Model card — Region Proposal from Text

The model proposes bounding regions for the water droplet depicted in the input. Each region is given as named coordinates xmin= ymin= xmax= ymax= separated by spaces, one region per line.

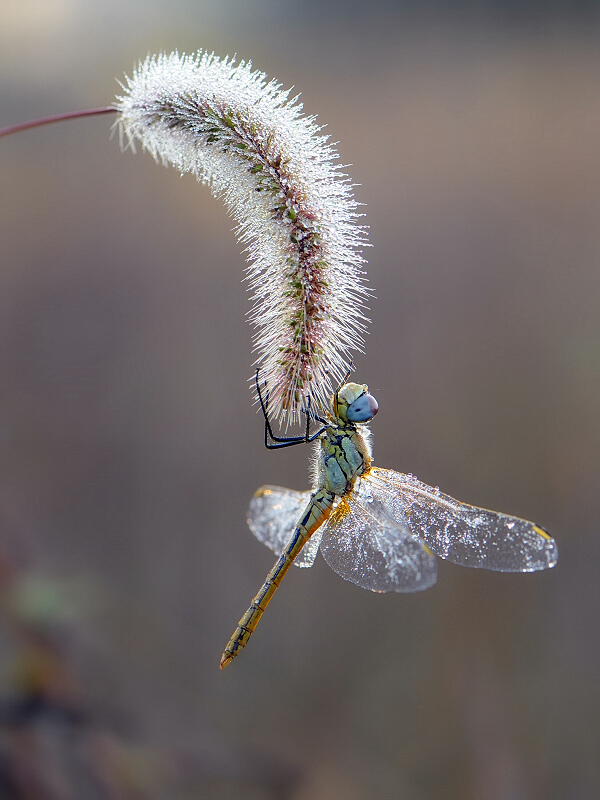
xmin=366 ymin=495 xmax=374 ymax=503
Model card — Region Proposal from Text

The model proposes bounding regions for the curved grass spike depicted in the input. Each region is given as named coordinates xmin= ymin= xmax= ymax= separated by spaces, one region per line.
xmin=1 ymin=51 xmax=370 ymax=425
xmin=116 ymin=52 xmax=370 ymax=424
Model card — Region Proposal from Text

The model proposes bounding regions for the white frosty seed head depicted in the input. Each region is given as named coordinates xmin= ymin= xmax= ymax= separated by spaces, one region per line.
xmin=116 ymin=51 xmax=370 ymax=424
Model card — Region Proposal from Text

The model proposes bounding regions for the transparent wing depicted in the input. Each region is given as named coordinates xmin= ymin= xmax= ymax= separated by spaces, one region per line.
xmin=367 ymin=467 xmax=558 ymax=572
xmin=319 ymin=479 xmax=437 ymax=592
xmin=247 ymin=486 xmax=323 ymax=568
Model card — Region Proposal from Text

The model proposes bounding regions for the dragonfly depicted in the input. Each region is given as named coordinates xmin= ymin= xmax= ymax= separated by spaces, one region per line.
xmin=219 ymin=374 xmax=557 ymax=668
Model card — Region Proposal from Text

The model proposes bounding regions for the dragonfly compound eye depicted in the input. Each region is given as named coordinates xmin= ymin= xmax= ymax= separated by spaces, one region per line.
xmin=347 ymin=393 xmax=379 ymax=422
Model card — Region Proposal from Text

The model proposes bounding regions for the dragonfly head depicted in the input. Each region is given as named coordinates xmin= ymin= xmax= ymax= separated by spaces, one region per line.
xmin=335 ymin=383 xmax=379 ymax=423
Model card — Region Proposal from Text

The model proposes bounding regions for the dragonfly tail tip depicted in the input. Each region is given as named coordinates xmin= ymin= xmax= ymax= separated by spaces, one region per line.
xmin=219 ymin=651 xmax=234 ymax=670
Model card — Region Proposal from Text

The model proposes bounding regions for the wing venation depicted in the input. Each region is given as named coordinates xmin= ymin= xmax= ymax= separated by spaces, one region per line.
xmin=368 ymin=468 xmax=558 ymax=572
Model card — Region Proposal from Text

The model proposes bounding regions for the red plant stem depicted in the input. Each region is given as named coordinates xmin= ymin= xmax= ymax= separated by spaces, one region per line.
xmin=0 ymin=107 xmax=117 ymax=138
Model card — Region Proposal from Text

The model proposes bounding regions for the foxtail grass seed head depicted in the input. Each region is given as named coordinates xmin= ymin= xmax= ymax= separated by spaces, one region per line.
xmin=116 ymin=51 xmax=370 ymax=424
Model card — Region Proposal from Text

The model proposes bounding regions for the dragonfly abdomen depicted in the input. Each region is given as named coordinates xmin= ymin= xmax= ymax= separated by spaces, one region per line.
xmin=220 ymin=488 xmax=335 ymax=669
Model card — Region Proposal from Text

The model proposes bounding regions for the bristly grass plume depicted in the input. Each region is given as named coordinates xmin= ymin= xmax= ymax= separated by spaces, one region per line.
xmin=116 ymin=51 xmax=370 ymax=424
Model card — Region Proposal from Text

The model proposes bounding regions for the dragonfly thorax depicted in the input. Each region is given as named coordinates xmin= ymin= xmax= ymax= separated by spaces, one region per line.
xmin=320 ymin=425 xmax=371 ymax=497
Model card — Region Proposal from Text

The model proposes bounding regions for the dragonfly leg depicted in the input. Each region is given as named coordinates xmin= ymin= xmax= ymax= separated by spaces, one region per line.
xmin=255 ymin=369 xmax=325 ymax=449
xmin=220 ymin=489 xmax=334 ymax=669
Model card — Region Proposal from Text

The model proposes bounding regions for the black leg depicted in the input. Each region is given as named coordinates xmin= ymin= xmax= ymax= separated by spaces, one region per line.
xmin=255 ymin=370 xmax=326 ymax=449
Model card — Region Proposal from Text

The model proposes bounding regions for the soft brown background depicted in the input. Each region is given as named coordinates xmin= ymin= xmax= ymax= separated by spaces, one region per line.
xmin=1 ymin=2 xmax=599 ymax=798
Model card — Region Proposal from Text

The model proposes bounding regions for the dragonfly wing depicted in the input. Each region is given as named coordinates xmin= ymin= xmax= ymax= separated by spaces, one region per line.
xmin=247 ymin=486 xmax=323 ymax=568
xmin=319 ymin=481 xmax=437 ymax=593
xmin=368 ymin=468 xmax=558 ymax=572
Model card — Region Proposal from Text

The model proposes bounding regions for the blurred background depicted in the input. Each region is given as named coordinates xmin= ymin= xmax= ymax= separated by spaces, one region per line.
xmin=1 ymin=1 xmax=599 ymax=798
